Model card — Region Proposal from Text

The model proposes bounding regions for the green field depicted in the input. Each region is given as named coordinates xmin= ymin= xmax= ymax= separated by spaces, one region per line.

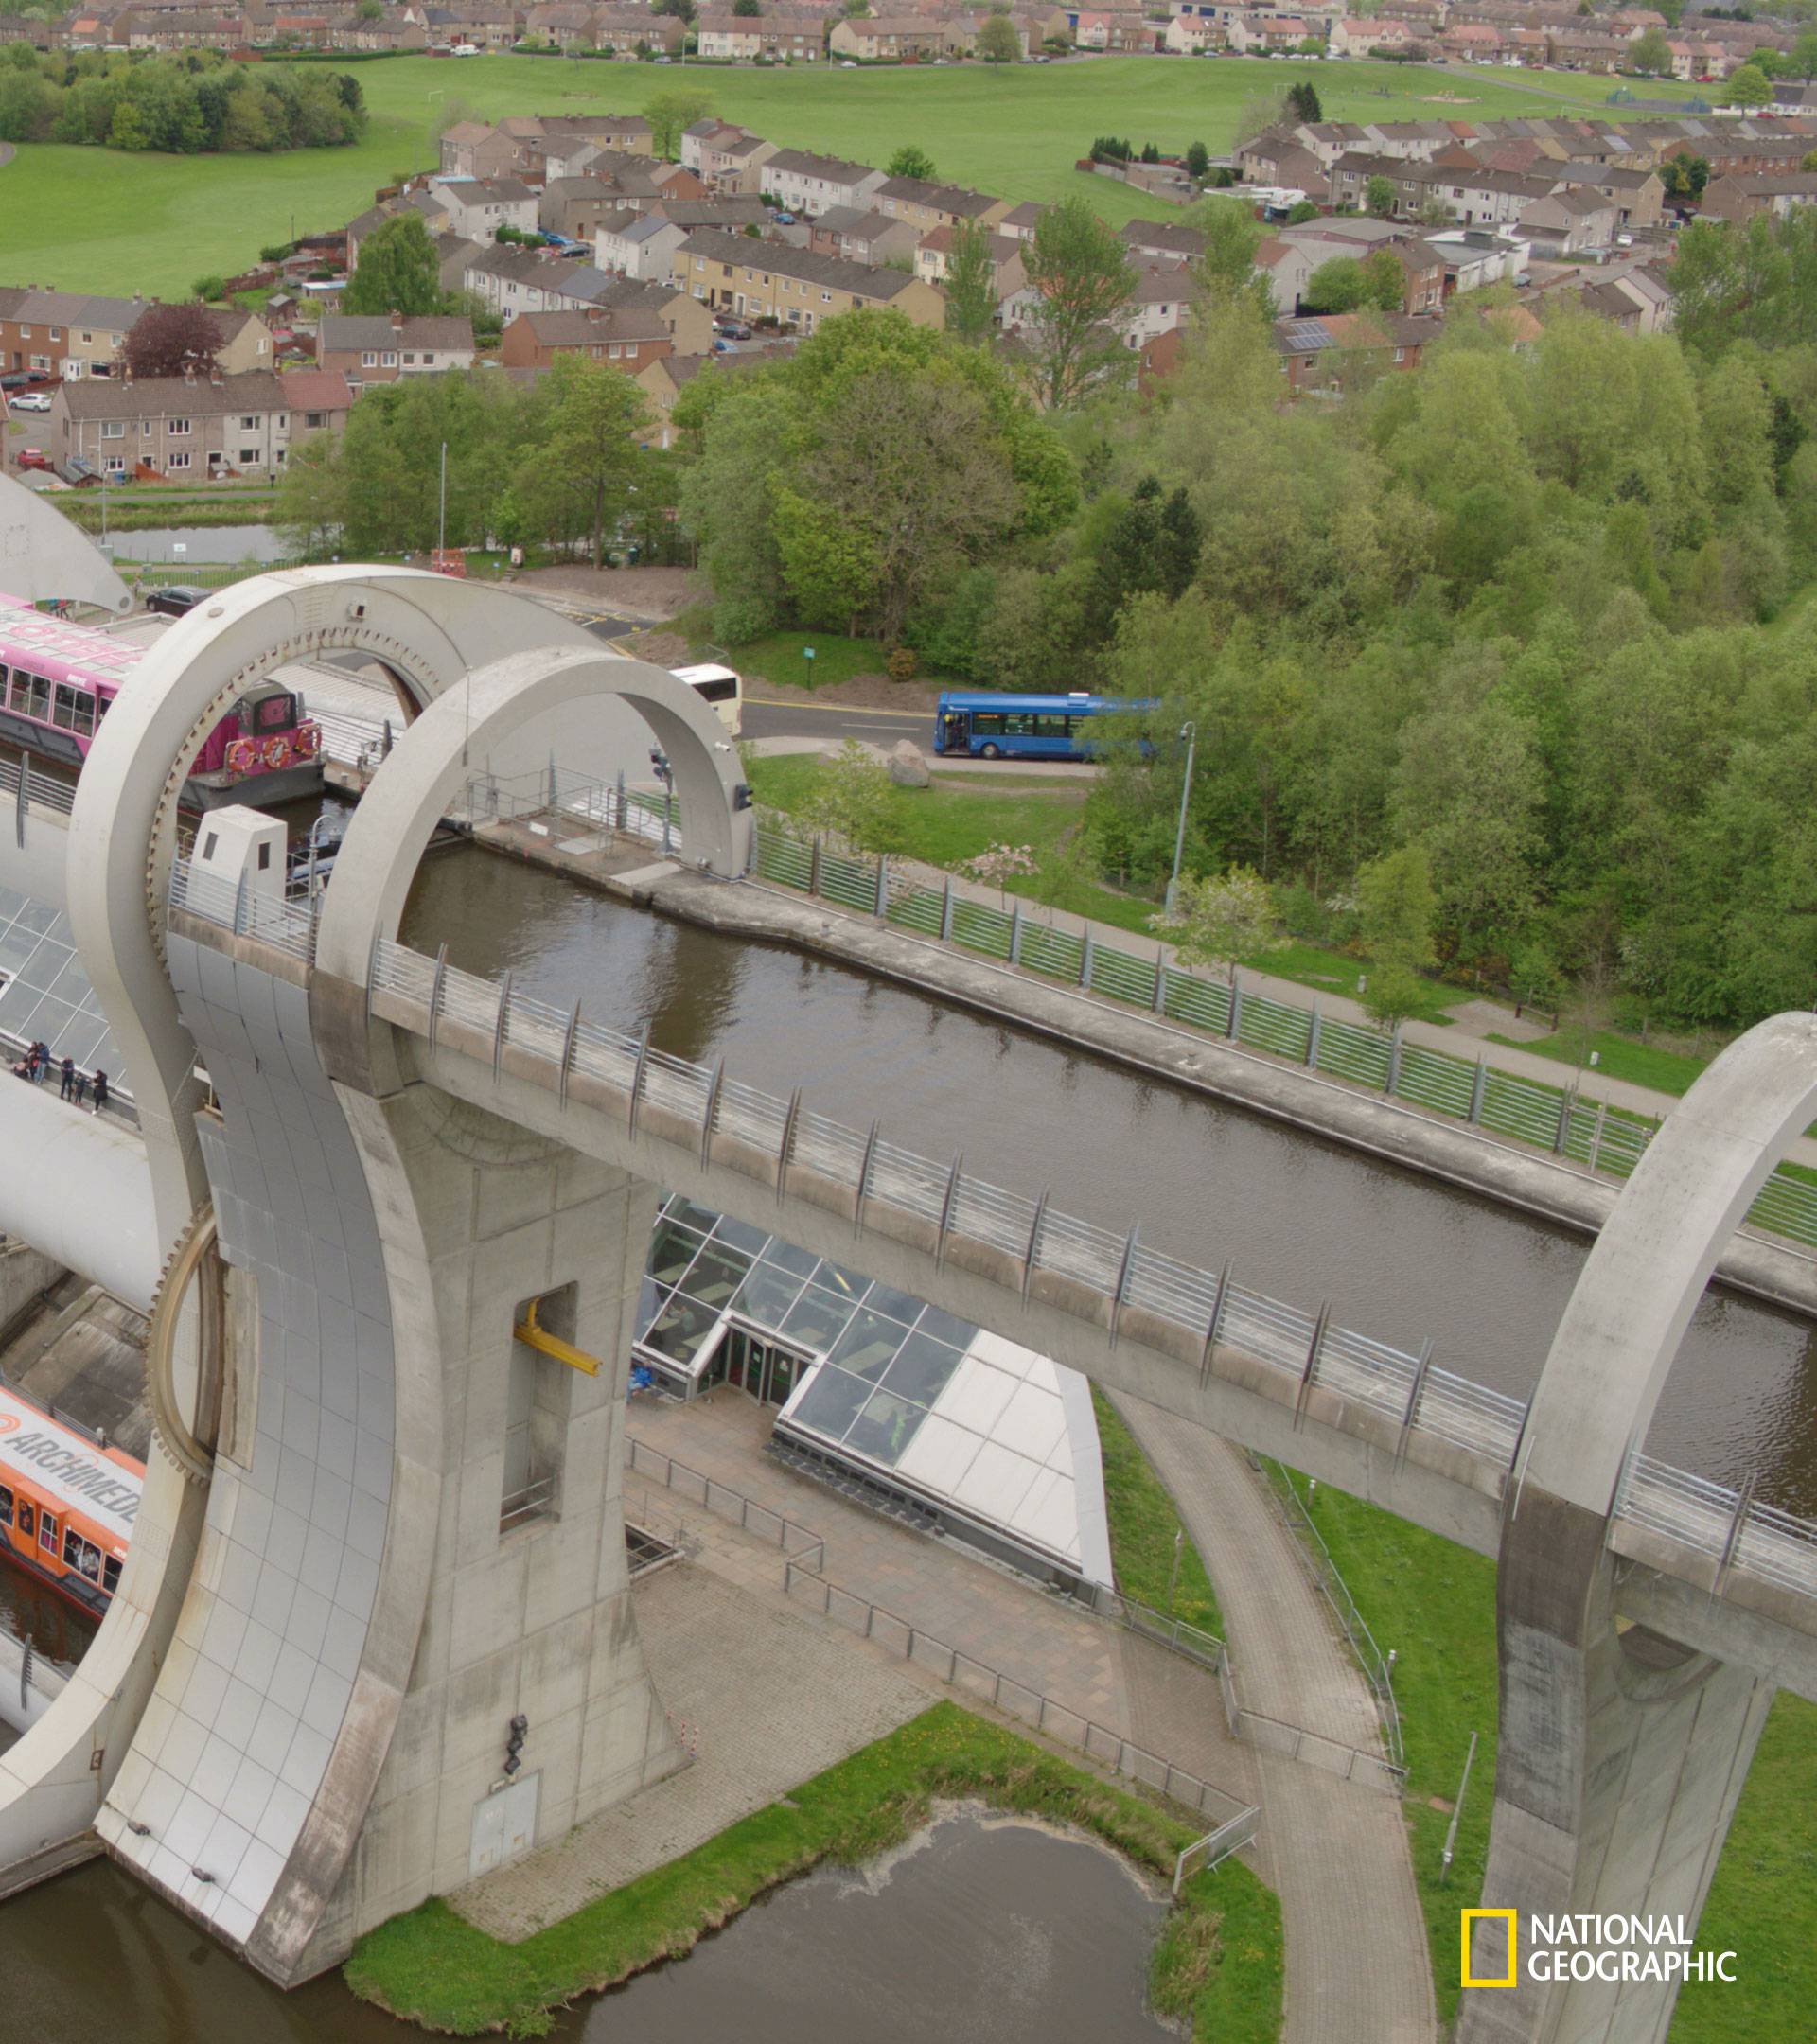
xmin=0 ymin=54 xmax=1705 ymax=298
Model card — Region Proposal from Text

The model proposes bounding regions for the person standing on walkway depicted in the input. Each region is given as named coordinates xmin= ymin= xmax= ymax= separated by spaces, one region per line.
xmin=70 ymin=1068 xmax=87 ymax=1108
xmin=91 ymin=1069 xmax=109 ymax=1117
xmin=59 ymin=1056 xmax=74 ymax=1101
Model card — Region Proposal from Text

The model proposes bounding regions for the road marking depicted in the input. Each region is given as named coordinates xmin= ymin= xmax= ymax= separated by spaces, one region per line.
xmin=746 ymin=696 xmax=926 ymax=721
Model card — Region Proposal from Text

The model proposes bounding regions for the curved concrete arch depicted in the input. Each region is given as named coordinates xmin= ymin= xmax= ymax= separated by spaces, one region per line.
xmin=1463 ymin=1013 xmax=1817 ymax=2044
xmin=0 ymin=472 xmax=132 ymax=613
xmin=313 ymin=642 xmax=751 ymax=996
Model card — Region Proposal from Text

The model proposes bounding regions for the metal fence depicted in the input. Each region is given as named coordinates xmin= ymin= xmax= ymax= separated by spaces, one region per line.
xmin=1174 ymin=1807 xmax=1261 ymax=1895
xmin=746 ymin=825 xmax=1817 ymax=1256
xmin=628 ymin=1436 xmax=826 ymax=1570
xmin=460 ymin=767 xmax=683 ymax=859
xmin=163 ymin=877 xmax=1817 ymax=1624
xmin=1216 ymin=1649 xmax=1405 ymax=1796
xmin=782 ymin=1558 xmax=1260 ymax=1834
xmin=1253 ymin=1457 xmax=1402 ymax=1769
xmin=1082 ymin=1583 xmax=1226 ymax=1674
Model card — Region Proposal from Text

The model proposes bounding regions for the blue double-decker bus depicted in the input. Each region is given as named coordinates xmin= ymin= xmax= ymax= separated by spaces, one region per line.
xmin=932 ymin=691 xmax=1158 ymax=762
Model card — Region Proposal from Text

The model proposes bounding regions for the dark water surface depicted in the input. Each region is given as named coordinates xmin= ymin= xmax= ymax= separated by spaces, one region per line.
xmin=400 ymin=848 xmax=1817 ymax=1512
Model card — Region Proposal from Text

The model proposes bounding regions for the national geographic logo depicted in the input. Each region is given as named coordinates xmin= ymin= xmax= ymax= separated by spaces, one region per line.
xmin=1463 ymin=1912 xmax=1738 ymax=1989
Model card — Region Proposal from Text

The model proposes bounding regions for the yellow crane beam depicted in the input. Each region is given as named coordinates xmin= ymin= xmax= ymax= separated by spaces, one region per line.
xmin=513 ymin=1296 xmax=602 ymax=1376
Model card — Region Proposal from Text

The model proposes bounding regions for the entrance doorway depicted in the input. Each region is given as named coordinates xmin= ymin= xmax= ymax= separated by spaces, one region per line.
xmin=723 ymin=1328 xmax=805 ymax=1407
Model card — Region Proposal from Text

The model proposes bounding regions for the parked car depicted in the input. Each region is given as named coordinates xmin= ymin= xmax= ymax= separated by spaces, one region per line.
xmin=144 ymin=585 xmax=209 ymax=617
xmin=8 ymin=393 xmax=51 ymax=413
xmin=14 ymin=449 xmax=50 ymax=472
xmin=450 ymin=41 xmax=480 ymax=54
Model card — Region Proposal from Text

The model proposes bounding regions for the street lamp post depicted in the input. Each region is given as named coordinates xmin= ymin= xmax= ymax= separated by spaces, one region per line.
xmin=1164 ymin=720 xmax=1196 ymax=916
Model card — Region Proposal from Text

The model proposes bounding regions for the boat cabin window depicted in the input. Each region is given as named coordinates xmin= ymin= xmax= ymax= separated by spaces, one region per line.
xmin=62 ymin=1525 xmax=101 ymax=1583
xmin=15 ymin=1501 xmax=32 ymax=1542
xmin=38 ymin=1509 xmax=57 ymax=1556
xmin=241 ymin=694 xmax=296 ymax=735
xmin=103 ymin=1554 xmax=121 ymax=1596
xmin=9 ymin=671 xmax=50 ymax=723
xmin=53 ymin=682 xmax=95 ymax=737
xmin=0 ymin=1483 xmax=10 ymax=1527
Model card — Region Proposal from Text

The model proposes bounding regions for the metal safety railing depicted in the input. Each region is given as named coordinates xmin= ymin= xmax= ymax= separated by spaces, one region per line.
xmin=746 ymin=824 xmax=1817 ymax=1257
xmin=627 ymin=1436 xmax=826 ymax=1570
xmin=459 ymin=767 xmax=683 ymax=859
xmin=782 ymin=1556 xmax=1260 ymax=1835
xmin=165 ymin=872 xmax=1817 ymax=1618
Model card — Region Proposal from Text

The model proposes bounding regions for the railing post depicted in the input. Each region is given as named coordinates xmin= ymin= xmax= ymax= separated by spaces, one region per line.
xmin=490 ymin=970 xmax=513 ymax=1079
xmin=1394 ymin=1339 xmax=1434 ymax=1472
xmin=777 ymin=1087 xmax=802 ymax=1201
xmin=1306 ymin=999 xmax=1320 ymax=1067
xmin=1226 ymin=974 xmax=1242 ymax=1041
xmin=1021 ymin=1191 xmax=1050 ymax=1302
xmin=941 ymin=872 xmax=955 ymax=942
xmin=1469 ymin=1056 xmax=1487 ymax=1125
xmin=855 ymin=1119 xmax=881 ymax=1230
xmin=1554 ymin=1089 xmax=1573 ymax=1154
xmin=1201 ymin=1259 xmax=1232 ymax=1381
xmin=1109 ymin=1225 xmax=1138 ymax=1346
xmin=13 ymin=750 xmax=26 ymax=849
xmin=627 ymin=1021 xmax=651 ymax=1137
xmin=557 ymin=1000 xmax=580 ymax=1107
xmin=1711 ymin=1471 xmax=1757 ymax=1596
xmin=427 ymin=943 xmax=450 ymax=1049
xmin=1153 ymin=949 xmax=1167 ymax=1014
xmin=1386 ymin=1024 xmax=1403 ymax=1098
xmin=873 ymin=854 xmax=888 ymax=918
xmin=1589 ymin=1101 xmax=1608 ymax=1175
xmin=1009 ymin=901 xmax=1024 ymax=965
xmin=233 ymin=866 xmax=249 ymax=937
xmin=615 ymin=769 xmax=626 ymax=832
xmin=1293 ymin=1304 xmax=1331 ymax=1427
xmin=699 ymin=1058 xmax=725 ymax=1165
xmin=809 ymin=835 xmax=822 ymax=899
xmin=1079 ymin=927 xmax=1093 ymax=989
xmin=935 ymin=1152 xmax=963 ymax=1265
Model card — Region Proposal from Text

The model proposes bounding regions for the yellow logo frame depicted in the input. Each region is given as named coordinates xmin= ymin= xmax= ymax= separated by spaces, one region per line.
xmin=1462 ymin=1909 xmax=1518 ymax=1989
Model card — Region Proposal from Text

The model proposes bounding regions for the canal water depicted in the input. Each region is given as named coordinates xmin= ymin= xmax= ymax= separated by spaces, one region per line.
xmin=400 ymin=847 xmax=1817 ymax=1513
xmin=11 ymin=1808 xmax=1175 ymax=2044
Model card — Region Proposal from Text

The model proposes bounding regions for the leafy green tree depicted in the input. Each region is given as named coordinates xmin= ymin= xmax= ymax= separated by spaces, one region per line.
xmin=1300 ymin=256 xmax=1370 ymax=313
xmin=1285 ymin=199 xmax=1320 ymax=224
xmin=1189 ymin=196 xmax=1265 ymax=302
xmin=1285 ymin=79 xmax=1321 ymax=122
xmin=344 ymin=213 xmax=448 ymax=316
xmin=517 ymin=355 xmax=647 ymax=568
xmin=944 ymin=218 xmax=998 ymax=344
xmin=1360 ymin=247 xmax=1405 ymax=312
xmin=1233 ymin=88 xmax=1287 ymax=147
xmin=1155 ymin=866 xmax=1285 ymax=982
xmin=644 ymin=86 xmax=714 ymax=158
xmin=732 ymin=0 xmax=761 ymax=12
xmin=1365 ymin=173 xmax=1397 ymax=220
xmin=1796 ymin=27 xmax=1817 ymax=78
xmin=887 ymin=143 xmax=936 ymax=180
xmin=1018 ymin=196 xmax=1138 ymax=410
xmin=978 ymin=12 xmax=1020 ymax=62
xmin=803 ymin=741 xmax=904 ymax=855
xmin=1185 ymin=139 xmax=1209 ymax=180
xmin=1630 ymin=26 xmax=1673 ymax=73
xmin=1727 ymin=62 xmax=1771 ymax=107
xmin=1355 ymin=844 xmax=1438 ymax=979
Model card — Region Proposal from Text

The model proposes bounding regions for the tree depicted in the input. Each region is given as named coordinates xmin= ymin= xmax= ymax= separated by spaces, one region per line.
xmin=343 ymin=212 xmax=448 ymax=317
xmin=1018 ymin=196 xmax=1138 ymax=411
xmin=1285 ymin=199 xmax=1320 ymax=224
xmin=652 ymin=0 xmax=696 ymax=18
xmin=355 ymin=0 xmax=382 ymax=18
xmin=644 ymin=86 xmax=714 ymax=159
xmin=1155 ymin=866 xmax=1285 ymax=982
xmin=1360 ymin=247 xmax=1405 ymax=312
xmin=1355 ymin=844 xmax=1437 ymax=978
xmin=978 ymin=12 xmax=1020 ymax=62
xmin=1185 ymin=139 xmax=1209 ymax=181
xmin=944 ymin=217 xmax=997 ymax=344
xmin=1796 ymin=26 xmax=1817 ymax=78
xmin=1285 ymin=79 xmax=1322 ymax=123
xmin=1727 ymin=62 xmax=1771 ymax=107
xmin=1630 ymin=26 xmax=1673 ymax=73
xmin=1233 ymin=89 xmax=1287 ymax=148
xmin=732 ymin=0 xmax=761 ymax=12
xmin=803 ymin=741 xmax=904 ymax=855
xmin=887 ymin=143 xmax=936 ymax=180
xmin=1300 ymin=256 xmax=1369 ymax=313
xmin=519 ymin=355 xmax=646 ymax=568
xmin=1365 ymin=172 xmax=1398 ymax=220
xmin=962 ymin=841 xmax=1037 ymax=904
xmin=190 ymin=273 xmax=227 ymax=303
xmin=121 ymin=300 xmax=223 ymax=380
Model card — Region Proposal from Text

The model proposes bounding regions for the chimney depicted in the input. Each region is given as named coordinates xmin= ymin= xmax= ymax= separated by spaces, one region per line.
xmin=209 ymin=364 xmax=222 ymax=386
xmin=390 ymin=308 xmax=404 ymax=333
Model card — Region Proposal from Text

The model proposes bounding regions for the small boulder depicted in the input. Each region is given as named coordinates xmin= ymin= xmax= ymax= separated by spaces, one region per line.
xmin=887 ymin=739 xmax=931 ymax=790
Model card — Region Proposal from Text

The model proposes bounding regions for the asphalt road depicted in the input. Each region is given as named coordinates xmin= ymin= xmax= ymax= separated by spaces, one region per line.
xmin=741 ymin=693 xmax=931 ymax=745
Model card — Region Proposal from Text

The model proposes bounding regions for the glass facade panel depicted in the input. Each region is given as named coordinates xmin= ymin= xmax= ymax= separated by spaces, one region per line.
xmin=788 ymin=1363 xmax=872 ymax=1440
xmin=843 ymin=1388 xmax=929 ymax=1467
xmin=647 ymin=1218 xmax=705 ymax=1285
xmin=879 ymin=1330 xmax=963 ymax=1409
xmin=0 ymin=890 xmax=127 ymax=1080
xmin=729 ymin=1259 xmax=808 ymax=1330
xmin=642 ymin=1288 xmax=724 ymax=1366
xmin=780 ymin=1282 xmax=860 ymax=1352
xmin=825 ymin=1306 xmax=913 ymax=1383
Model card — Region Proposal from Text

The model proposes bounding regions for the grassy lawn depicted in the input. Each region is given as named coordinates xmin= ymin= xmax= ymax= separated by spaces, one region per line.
xmin=346 ymin=1699 xmax=1282 ymax=2039
xmin=1093 ymin=1389 xmax=1224 ymax=1638
xmin=732 ymin=627 xmax=913 ymax=694
xmin=1276 ymin=1474 xmax=1817 ymax=2039
xmin=1486 ymin=1028 xmax=1709 ymax=1098
xmin=3 ymin=53 xmax=1708 ymax=298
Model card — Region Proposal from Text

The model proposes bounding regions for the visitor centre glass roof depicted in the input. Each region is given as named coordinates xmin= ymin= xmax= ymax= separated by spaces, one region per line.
xmin=0 ymin=887 xmax=123 ymax=1081
xmin=635 ymin=1196 xmax=1112 ymax=1587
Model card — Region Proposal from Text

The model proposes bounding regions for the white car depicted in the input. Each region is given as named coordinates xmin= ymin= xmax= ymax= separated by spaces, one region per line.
xmin=8 ymin=393 xmax=52 ymax=413
xmin=450 ymin=41 xmax=480 ymax=55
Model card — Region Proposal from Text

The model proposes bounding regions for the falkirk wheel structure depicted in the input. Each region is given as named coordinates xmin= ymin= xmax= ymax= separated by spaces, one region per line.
xmin=0 ymin=551 xmax=1808 ymax=2043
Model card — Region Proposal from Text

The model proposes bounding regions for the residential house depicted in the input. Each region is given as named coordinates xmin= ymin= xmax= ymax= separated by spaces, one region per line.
xmin=681 ymin=121 xmax=779 ymax=193
xmin=873 ymin=176 xmax=1012 ymax=236
xmin=277 ymin=368 xmax=356 ymax=439
xmin=1701 ymin=172 xmax=1817 ymax=223
xmin=762 ymin=149 xmax=887 ymax=219
xmin=594 ymin=210 xmax=691 ymax=281
xmin=1226 ymin=9 xmax=1317 ymax=48
xmin=1072 ymin=9 xmax=1156 ymax=49
xmin=1546 ymin=27 xmax=1632 ymax=70
xmin=589 ymin=274 xmax=714 ymax=355
xmin=1438 ymin=19 xmax=1504 ymax=59
xmin=426 ymin=176 xmax=539 ymax=241
xmin=1118 ymin=218 xmax=1207 ymax=264
xmin=0 ymin=288 xmax=150 ymax=380
xmin=211 ymin=308 xmax=278 ymax=376
xmin=807 ymin=207 xmax=922 ymax=267
xmin=317 ymin=312 xmax=477 ymax=390
xmin=669 ymin=229 xmax=944 ymax=331
xmin=1516 ymin=186 xmax=1618 ymax=256
xmin=997 ymin=201 xmax=1048 ymax=243
xmin=51 ymin=369 xmax=294 ymax=482
xmin=827 ymin=12 xmax=944 ymax=58
xmin=914 ymin=225 xmax=1028 ymax=306
xmin=1238 ymin=131 xmax=1329 ymax=192
xmin=540 ymin=177 xmax=639 ymax=241
xmin=1163 ymin=14 xmax=1223 ymax=49
xmin=1272 ymin=310 xmax=1441 ymax=396
xmin=697 ymin=8 xmax=825 ymax=56
xmin=634 ymin=343 xmax=797 ymax=448
xmin=1556 ymin=162 xmax=1664 ymax=231
xmin=1327 ymin=16 xmax=1409 ymax=55
xmin=498 ymin=306 xmax=673 ymax=374
xmin=1117 ymin=263 xmax=1193 ymax=351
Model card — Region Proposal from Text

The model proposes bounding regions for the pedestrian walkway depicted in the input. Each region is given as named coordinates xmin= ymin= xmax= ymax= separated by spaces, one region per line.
xmin=623 ymin=1392 xmax=1255 ymax=1805
xmin=1110 ymin=1395 xmax=1436 ymax=2044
